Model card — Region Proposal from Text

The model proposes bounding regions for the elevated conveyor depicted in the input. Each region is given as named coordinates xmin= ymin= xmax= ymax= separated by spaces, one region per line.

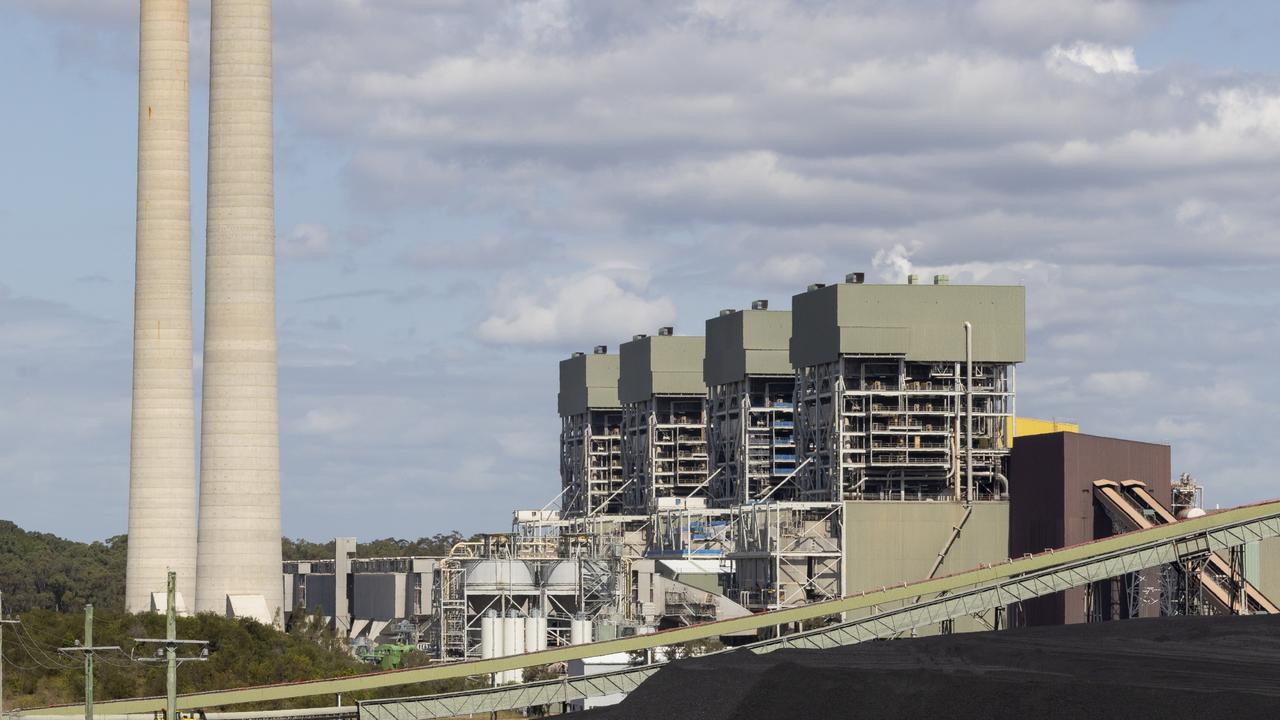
xmin=29 ymin=497 xmax=1280 ymax=718
xmin=1093 ymin=479 xmax=1277 ymax=615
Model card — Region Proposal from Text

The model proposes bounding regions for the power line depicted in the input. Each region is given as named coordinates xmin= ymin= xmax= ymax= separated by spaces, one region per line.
xmin=9 ymin=625 xmax=75 ymax=671
xmin=133 ymin=572 xmax=209 ymax=720
xmin=58 ymin=605 xmax=122 ymax=720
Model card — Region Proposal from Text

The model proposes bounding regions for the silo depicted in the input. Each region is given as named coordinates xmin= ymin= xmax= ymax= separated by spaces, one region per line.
xmin=125 ymin=0 xmax=198 ymax=614
xmin=480 ymin=610 xmax=498 ymax=659
xmin=525 ymin=609 xmax=544 ymax=652
xmin=195 ymin=0 xmax=283 ymax=624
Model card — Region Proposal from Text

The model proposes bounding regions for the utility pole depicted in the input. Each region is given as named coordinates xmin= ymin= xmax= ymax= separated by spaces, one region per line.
xmin=1 ymin=591 xmax=21 ymax=720
xmin=134 ymin=571 xmax=208 ymax=720
xmin=59 ymin=604 xmax=121 ymax=720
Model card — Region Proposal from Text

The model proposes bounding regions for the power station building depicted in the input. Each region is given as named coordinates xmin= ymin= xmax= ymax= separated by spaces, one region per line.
xmin=704 ymin=301 xmax=797 ymax=506
xmin=619 ymin=330 xmax=710 ymax=513
xmin=790 ymin=275 xmax=1025 ymax=503
xmin=558 ymin=348 xmax=625 ymax=517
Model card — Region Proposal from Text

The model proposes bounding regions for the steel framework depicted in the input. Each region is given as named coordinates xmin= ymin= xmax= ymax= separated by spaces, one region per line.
xmin=39 ymin=499 xmax=1280 ymax=717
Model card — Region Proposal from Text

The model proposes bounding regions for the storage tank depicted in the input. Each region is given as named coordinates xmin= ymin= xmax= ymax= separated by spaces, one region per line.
xmin=509 ymin=610 xmax=527 ymax=655
xmin=535 ymin=613 xmax=549 ymax=651
xmin=480 ymin=610 xmax=498 ymax=659
xmin=525 ymin=609 xmax=543 ymax=652
xmin=570 ymin=613 xmax=592 ymax=645
xmin=502 ymin=610 xmax=519 ymax=658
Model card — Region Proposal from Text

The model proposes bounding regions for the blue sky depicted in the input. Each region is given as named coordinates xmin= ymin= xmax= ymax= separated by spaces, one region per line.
xmin=2 ymin=0 xmax=1279 ymax=542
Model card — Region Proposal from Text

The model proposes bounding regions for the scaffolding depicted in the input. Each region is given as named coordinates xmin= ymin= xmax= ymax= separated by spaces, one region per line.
xmin=561 ymin=409 xmax=625 ymax=516
xmin=726 ymin=503 xmax=843 ymax=611
xmin=794 ymin=357 xmax=1013 ymax=502
xmin=426 ymin=533 xmax=627 ymax=661
xmin=648 ymin=507 xmax=735 ymax=558
xmin=707 ymin=377 xmax=796 ymax=505
xmin=623 ymin=395 xmax=709 ymax=511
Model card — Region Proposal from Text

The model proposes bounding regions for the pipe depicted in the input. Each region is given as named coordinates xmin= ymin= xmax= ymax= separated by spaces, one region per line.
xmin=964 ymin=321 xmax=973 ymax=505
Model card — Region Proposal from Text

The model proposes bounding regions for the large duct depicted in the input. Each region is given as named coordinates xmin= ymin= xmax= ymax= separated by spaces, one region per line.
xmin=195 ymin=0 xmax=283 ymax=624
xmin=126 ymin=0 xmax=197 ymax=613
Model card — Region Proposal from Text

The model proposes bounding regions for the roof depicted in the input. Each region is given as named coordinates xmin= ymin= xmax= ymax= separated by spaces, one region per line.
xmin=558 ymin=352 xmax=621 ymax=416
xmin=704 ymin=309 xmax=793 ymax=386
xmin=618 ymin=334 xmax=706 ymax=403
xmin=790 ymin=282 xmax=1026 ymax=367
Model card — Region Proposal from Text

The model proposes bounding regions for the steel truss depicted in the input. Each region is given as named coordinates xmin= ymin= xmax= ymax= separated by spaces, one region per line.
xmin=360 ymin=666 xmax=660 ymax=720
xmin=354 ymin=510 xmax=1280 ymax=719
xmin=53 ymin=501 xmax=1280 ymax=717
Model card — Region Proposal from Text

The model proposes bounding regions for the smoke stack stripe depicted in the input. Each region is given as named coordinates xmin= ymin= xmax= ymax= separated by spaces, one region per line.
xmin=126 ymin=0 xmax=197 ymax=613
xmin=196 ymin=0 xmax=283 ymax=623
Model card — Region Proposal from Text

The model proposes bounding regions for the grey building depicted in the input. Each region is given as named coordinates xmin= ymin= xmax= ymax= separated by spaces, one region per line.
xmin=619 ymin=329 xmax=709 ymax=512
xmin=790 ymin=275 xmax=1025 ymax=503
xmin=704 ymin=301 xmax=796 ymax=505
xmin=559 ymin=348 xmax=625 ymax=517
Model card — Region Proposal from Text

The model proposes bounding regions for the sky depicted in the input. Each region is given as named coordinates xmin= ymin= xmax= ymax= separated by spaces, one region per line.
xmin=2 ymin=0 xmax=1279 ymax=542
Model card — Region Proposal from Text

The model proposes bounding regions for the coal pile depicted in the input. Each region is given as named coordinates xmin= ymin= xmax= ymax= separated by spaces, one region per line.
xmin=582 ymin=615 xmax=1280 ymax=720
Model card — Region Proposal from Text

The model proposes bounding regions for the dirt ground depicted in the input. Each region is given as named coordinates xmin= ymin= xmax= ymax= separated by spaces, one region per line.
xmin=581 ymin=614 xmax=1280 ymax=719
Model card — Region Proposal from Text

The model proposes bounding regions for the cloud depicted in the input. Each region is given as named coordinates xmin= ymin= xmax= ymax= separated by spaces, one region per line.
xmin=403 ymin=235 xmax=555 ymax=269
xmin=280 ymin=223 xmax=333 ymax=261
xmin=11 ymin=0 xmax=1280 ymax=538
xmin=1082 ymin=370 xmax=1152 ymax=397
xmin=476 ymin=267 xmax=676 ymax=346
xmin=1045 ymin=42 xmax=1140 ymax=79
xmin=294 ymin=408 xmax=358 ymax=435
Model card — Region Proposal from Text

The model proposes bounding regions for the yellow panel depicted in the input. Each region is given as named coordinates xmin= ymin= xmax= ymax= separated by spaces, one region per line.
xmin=1008 ymin=416 xmax=1079 ymax=446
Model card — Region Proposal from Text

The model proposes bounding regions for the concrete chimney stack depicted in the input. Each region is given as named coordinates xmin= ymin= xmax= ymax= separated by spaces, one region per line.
xmin=195 ymin=0 xmax=283 ymax=625
xmin=126 ymin=0 xmax=197 ymax=614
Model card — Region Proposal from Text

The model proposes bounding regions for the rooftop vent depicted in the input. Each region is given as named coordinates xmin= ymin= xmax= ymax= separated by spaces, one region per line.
xmin=807 ymin=283 xmax=827 ymax=292
xmin=751 ymin=299 xmax=769 ymax=310
xmin=593 ymin=345 xmax=608 ymax=354
xmin=934 ymin=274 xmax=950 ymax=285
xmin=845 ymin=272 xmax=865 ymax=284
xmin=657 ymin=326 xmax=674 ymax=336
xmin=719 ymin=308 xmax=735 ymax=317
xmin=907 ymin=274 xmax=919 ymax=285
xmin=571 ymin=351 xmax=585 ymax=358
xmin=633 ymin=334 xmax=648 ymax=341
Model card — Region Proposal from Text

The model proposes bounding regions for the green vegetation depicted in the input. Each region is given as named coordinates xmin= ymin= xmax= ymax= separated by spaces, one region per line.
xmin=2 ymin=608 xmax=482 ymax=711
xmin=0 ymin=520 xmax=127 ymax=614
xmin=0 ymin=521 xmax=491 ymax=710
xmin=0 ymin=520 xmax=478 ymax=614
xmin=282 ymin=533 xmax=477 ymax=561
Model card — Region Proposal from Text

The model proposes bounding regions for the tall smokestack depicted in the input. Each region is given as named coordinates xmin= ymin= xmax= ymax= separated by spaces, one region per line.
xmin=126 ymin=0 xmax=197 ymax=614
xmin=196 ymin=0 xmax=283 ymax=625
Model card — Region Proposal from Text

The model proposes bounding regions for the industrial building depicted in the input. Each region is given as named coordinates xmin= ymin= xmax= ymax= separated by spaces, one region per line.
xmin=704 ymin=301 xmax=797 ymax=506
xmin=790 ymin=274 xmax=1024 ymax=503
xmin=559 ymin=348 xmax=626 ymax=517
xmin=619 ymin=329 xmax=710 ymax=513
xmin=111 ymin=0 xmax=1276 ymax=688
xmin=273 ymin=275 xmax=1275 ymax=668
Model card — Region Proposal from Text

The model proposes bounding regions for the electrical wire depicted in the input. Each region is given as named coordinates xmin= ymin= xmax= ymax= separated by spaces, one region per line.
xmin=11 ymin=624 xmax=79 ymax=670
xmin=1 ymin=644 xmax=45 ymax=672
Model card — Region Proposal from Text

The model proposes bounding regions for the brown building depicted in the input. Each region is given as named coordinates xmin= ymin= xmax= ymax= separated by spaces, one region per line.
xmin=1009 ymin=432 xmax=1172 ymax=626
